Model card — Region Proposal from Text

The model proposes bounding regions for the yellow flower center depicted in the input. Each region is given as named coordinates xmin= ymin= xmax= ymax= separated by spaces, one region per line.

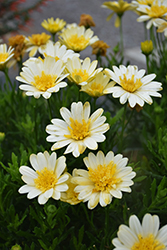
xmin=72 ymin=69 xmax=89 ymax=83
xmin=89 ymin=162 xmax=121 ymax=192
xmin=32 ymin=71 xmax=57 ymax=91
xmin=34 ymin=167 xmax=58 ymax=193
xmin=67 ymin=34 xmax=89 ymax=51
xmin=28 ymin=33 xmax=51 ymax=46
xmin=0 ymin=52 xmax=9 ymax=63
xmin=146 ymin=4 xmax=167 ymax=18
xmin=131 ymin=234 xmax=165 ymax=250
xmin=119 ymin=74 xmax=143 ymax=93
xmin=65 ymin=118 xmax=90 ymax=140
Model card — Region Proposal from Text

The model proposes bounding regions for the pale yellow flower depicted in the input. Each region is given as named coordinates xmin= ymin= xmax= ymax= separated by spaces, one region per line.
xmin=46 ymin=101 xmax=109 ymax=158
xmin=72 ymin=151 xmax=136 ymax=209
xmin=102 ymin=0 xmax=132 ymax=27
xmin=141 ymin=40 xmax=153 ymax=55
xmin=80 ymin=72 xmax=115 ymax=98
xmin=26 ymin=32 xmax=51 ymax=57
xmin=16 ymin=56 xmax=68 ymax=99
xmin=58 ymin=25 xmax=99 ymax=52
xmin=18 ymin=151 xmax=69 ymax=205
xmin=112 ymin=213 xmax=167 ymax=250
xmin=60 ymin=169 xmax=82 ymax=205
xmin=41 ymin=17 xmax=66 ymax=34
xmin=65 ymin=56 xmax=103 ymax=86
xmin=137 ymin=0 xmax=167 ymax=29
xmin=0 ymin=44 xmax=14 ymax=70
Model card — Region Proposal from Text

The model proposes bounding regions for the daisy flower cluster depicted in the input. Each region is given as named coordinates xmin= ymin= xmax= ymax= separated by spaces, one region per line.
xmin=1 ymin=2 xmax=167 ymax=249
xmin=5 ymin=12 xmax=159 ymax=210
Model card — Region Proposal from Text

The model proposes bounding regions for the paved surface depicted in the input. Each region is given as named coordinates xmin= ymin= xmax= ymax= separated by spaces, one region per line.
xmin=2 ymin=0 xmax=147 ymax=82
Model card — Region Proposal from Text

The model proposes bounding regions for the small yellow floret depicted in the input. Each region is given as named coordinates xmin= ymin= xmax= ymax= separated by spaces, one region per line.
xmin=89 ymin=162 xmax=121 ymax=192
xmin=32 ymin=71 xmax=57 ymax=91
xmin=34 ymin=167 xmax=58 ymax=193
xmin=72 ymin=69 xmax=89 ymax=83
xmin=131 ymin=234 xmax=165 ymax=250
xmin=65 ymin=118 xmax=90 ymax=140
xmin=120 ymin=74 xmax=142 ymax=92
xmin=28 ymin=33 xmax=51 ymax=46
xmin=67 ymin=34 xmax=89 ymax=51
xmin=141 ymin=40 xmax=153 ymax=56
xmin=0 ymin=53 xmax=9 ymax=63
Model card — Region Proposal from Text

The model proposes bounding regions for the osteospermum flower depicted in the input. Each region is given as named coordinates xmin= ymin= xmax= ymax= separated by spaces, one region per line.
xmin=112 ymin=213 xmax=167 ymax=249
xmin=136 ymin=0 xmax=167 ymax=29
xmin=41 ymin=17 xmax=66 ymax=34
xmin=26 ymin=32 xmax=51 ymax=57
xmin=58 ymin=25 xmax=99 ymax=52
xmin=104 ymin=65 xmax=162 ymax=108
xmin=71 ymin=151 xmax=136 ymax=209
xmin=16 ymin=56 xmax=68 ymax=99
xmin=60 ymin=169 xmax=82 ymax=205
xmin=102 ymin=0 xmax=132 ymax=27
xmin=80 ymin=72 xmax=115 ymax=98
xmin=39 ymin=40 xmax=80 ymax=64
xmin=0 ymin=43 xmax=14 ymax=70
xmin=65 ymin=56 xmax=102 ymax=86
xmin=18 ymin=151 xmax=69 ymax=205
xmin=46 ymin=101 xmax=109 ymax=158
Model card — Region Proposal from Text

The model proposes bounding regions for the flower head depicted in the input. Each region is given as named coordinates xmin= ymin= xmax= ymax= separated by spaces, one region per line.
xmin=112 ymin=213 xmax=167 ymax=250
xmin=102 ymin=0 xmax=132 ymax=27
xmin=0 ymin=43 xmax=14 ymax=71
xmin=65 ymin=56 xmax=102 ymax=86
xmin=155 ymin=19 xmax=167 ymax=36
xmin=58 ymin=25 xmax=99 ymax=52
xmin=41 ymin=17 xmax=66 ymax=34
xmin=39 ymin=40 xmax=80 ymax=64
xmin=79 ymin=14 xmax=96 ymax=28
xmin=137 ymin=0 xmax=167 ymax=29
xmin=8 ymin=34 xmax=27 ymax=67
xmin=60 ymin=169 xmax=82 ymax=205
xmin=18 ymin=151 xmax=69 ymax=205
xmin=16 ymin=56 xmax=68 ymax=99
xmin=46 ymin=101 xmax=110 ymax=158
xmin=26 ymin=32 xmax=51 ymax=57
xmin=80 ymin=72 xmax=115 ymax=98
xmin=71 ymin=151 xmax=136 ymax=209
xmin=104 ymin=65 xmax=162 ymax=108
xmin=91 ymin=40 xmax=110 ymax=57
xmin=141 ymin=40 xmax=153 ymax=56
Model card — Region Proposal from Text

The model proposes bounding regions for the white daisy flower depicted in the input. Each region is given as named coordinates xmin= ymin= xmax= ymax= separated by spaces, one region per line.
xmin=16 ymin=56 xmax=68 ymax=99
xmin=71 ymin=150 xmax=136 ymax=209
xmin=66 ymin=56 xmax=103 ymax=86
xmin=112 ymin=213 xmax=167 ymax=250
xmin=58 ymin=24 xmax=99 ymax=52
xmin=104 ymin=65 xmax=162 ymax=108
xmin=46 ymin=101 xmax=110 ymax=158
xmin=39 ymin=40 xmax=80 ymax=64
xmin=137 ymin=0 xmax=167 ymax=29
xmin=18 ymin=151 xmax=69 ymax=205
xmin=0 ymin=43 xmax=14 ymax=70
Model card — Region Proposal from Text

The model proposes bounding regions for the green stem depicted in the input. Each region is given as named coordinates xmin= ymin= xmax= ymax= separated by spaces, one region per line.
xmin=119 ymin=16 xmax=124 ymax=59
xmin=47 ymin=98 xmax=52 ymax=120
xmin=119 ymin=104 xmax=127 ymax=152
xmin=3 ymin=68 xmax=13 ymax=90
xmin=146 ymin=55 xmax=150 ymax=74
